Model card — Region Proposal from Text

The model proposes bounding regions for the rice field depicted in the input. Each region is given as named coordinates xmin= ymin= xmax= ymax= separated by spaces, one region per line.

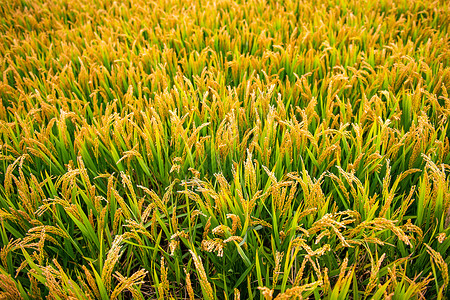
xmin=0 ymin=0 xmax=449 ymax=298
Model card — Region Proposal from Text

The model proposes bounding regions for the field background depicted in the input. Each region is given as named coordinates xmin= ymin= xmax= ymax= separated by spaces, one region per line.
xmin=0 ymin=0 xmax=449 ymax=299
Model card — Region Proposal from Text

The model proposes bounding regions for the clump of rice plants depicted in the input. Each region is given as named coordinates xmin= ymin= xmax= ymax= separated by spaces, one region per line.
xmin=0 ymin=0 xmax=449 ymax=298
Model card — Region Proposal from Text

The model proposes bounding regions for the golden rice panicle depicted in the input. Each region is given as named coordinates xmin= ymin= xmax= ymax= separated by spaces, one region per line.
xmin=0 ymin=273 xmax=21 ymax=299
xmin=292 ymin=258 xmax=308 ymax=286
xmin=28 ymin=272 xmax=41 ymax=299
xmin=139 ymin=185 xmax=168 ymax=215
xmin=102 ymin=235 xmax=124 ymax=292
xmin=107 ymin=173 xmax=115 ymax=203
xmin=244 ymin=149 xmax=257 ymax=193
xmin=171 ymin=206 xmax=178 ymax=233
xmin=77 ymin=156 xmax=92 ymax=189
xmin=234 ymin=288 xmax=240 ymax=300
xmin=189 ymin=250 xmax=214 ymax=300
xmin=257 ymin=286 xmax=274 ymax=300
xmin=160 ymin=256 xmax=169 ymax=296
xmin=365 ymin=253 xmax=386 ymax=296
xmin=211 ymin=224 xmax=229 ymax=237
xmin=250 ymin=217 xmax=273 ymax=229
xmin=337 ymin=257 xmax=349 ymax=284
xmin=308 ymin=214 xmax=350 ymax=248
xmin=170 ymin=157 xmax=182 ymax=174
xmin=272 ymin=251 xmax=284 ymax=288
xmin=113 ymin=189 xmax=132 ymax=219
xmin=150 ymin=210 xmax=157 ymax=238
xmin=4 ymin=156 xmax=22 ymax=196
xmin=401 ymin=219 xmax=424 ymax=243
xmin=169 ymin=239 xmax=179 ymax=256
xmin=437 ymin=232 xmax=447 ymax=244
xmin=142 ymin=203 xmax=156 ymax=223
xmin=82 ymin=265 xmax=101 ymax=300
xmin=201 ymin=238 xmax=225 ymax=257
xmin=409 ymin=142 xmax=422 ymax=169
xmin=276 ymin=281 xmax=323 ymax=300
xmin=98 ymin=205 xmax=108 ymax=233
xmin=0 ymin=239 xmax=20 ymax=269
xmin=393 ymin=185 xmax=416 ymax=220
xmin=203 ymin=216 xmax=212 ymax=240
xmin=41 ymin=264 xmax=66 ymax=300
xmin=185 ymin=268 xmax=195 ymax=300
xmin=424 ymin=243 xmax=448 ymax=291
xmin=215 ymin=173 xmax=231 ymax=196
xmin=189 ymin=209 xmax=207 ymax=225
xmin=120 ymin=171 xmax=137 ymax=202
xmin=322 ymin=267 xmax=330 ymax=295
xmin=223 ymin=236 xmax=244 ymax=245
xmin=285 ymin=181 xmax=298 ymax=212
xmin=112 ymin=208 xmax=123 ymax=233
xmin=110 ymin=269 xmax=147 ymax=300
xmin=226 ymin=214 xmax=242 ymax=235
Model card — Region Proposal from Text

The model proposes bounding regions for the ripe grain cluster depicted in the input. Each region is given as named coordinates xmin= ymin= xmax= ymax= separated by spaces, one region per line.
xmin=0 ymin=0 xmax=449 ymax=299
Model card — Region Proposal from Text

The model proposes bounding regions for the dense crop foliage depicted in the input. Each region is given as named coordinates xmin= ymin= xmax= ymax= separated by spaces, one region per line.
xmin=0 ymin=0 xmax=449 ymax=298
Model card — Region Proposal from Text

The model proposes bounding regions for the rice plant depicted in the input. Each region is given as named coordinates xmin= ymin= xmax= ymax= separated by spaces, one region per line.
xmin=0 ymin=0 xmax=449 ymax=298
